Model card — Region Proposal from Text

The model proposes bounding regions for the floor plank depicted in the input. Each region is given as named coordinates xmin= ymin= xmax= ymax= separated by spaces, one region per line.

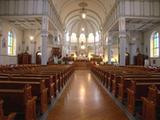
xmin=47 ymin=70 xmax=129 ymax=120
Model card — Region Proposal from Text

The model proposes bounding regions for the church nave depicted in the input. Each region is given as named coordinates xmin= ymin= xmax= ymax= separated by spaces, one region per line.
xmin=47 ymin=70 xmax=128 ymax=120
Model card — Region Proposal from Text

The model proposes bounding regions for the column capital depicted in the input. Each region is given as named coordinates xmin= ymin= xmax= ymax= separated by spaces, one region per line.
xmin=119 ymin=17 xmax=126 ymax=39
xmin=30 ymin=41 xmax=36 ymax=44
xmin=41 ymin=16 xmax=49 ymax=34
xmin=41 ymin=31 xmax=48 ymax=37
xmin=119 ymin=31 xmax=127 ymax=38
xmin=119 ymin=18 xmax=126 ymax=31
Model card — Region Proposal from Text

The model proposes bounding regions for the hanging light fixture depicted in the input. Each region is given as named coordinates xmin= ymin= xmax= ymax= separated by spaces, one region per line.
xmin=82 ymin=27 xmax=85 ymax=31
xmin=79 ymin=1 xmax=88 ymax=19
xmin=81 ymin=8 xmax=86 ymax=19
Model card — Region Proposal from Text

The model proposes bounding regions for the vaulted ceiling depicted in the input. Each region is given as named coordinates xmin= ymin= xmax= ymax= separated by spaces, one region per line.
xmin=52 ymin=0 xmax=116 ymax=34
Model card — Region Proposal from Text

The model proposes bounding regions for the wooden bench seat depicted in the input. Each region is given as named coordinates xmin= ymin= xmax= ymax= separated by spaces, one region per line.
xmin=127 ymin=80 xmax=160 ymax=114
xmin=91 ymin=65 xmax=160 ymax=120
xmin=0 ymin=73 xmax=58 ymax=98
xmin=0 ymin=85 xmax=36 ymax=120
xmin=0 ymin=79 xmax=48 ymax=114
xmin=117 ymin=76 xmax=160 ymax=102
xmin=141 ymin=85 xmax=160 ymax=120
xmin=0 ymin=99 xmax=16 ymax=120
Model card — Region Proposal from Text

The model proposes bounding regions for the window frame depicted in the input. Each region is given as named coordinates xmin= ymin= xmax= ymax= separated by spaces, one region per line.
xmin=8 ymin=31 xmax=16 ymax=56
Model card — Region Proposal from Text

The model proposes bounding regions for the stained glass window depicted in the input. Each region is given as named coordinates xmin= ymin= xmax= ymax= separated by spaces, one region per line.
xmin=95 ymin=31 xmax=99 ymax=42
xmin=151 ymin=32 xmax=159 ymax=57
xmin=71 ymin=33 xmax=77 ymax=43
xmin=79 ymin=33 xmax=86 ymax=43
xmin=88 ymin=33 xmax=94 ymax=43
xmin=8 ymin=31 xmax=16 ymax=56
xmin=66 ymin=32 xmax=69 ymax=42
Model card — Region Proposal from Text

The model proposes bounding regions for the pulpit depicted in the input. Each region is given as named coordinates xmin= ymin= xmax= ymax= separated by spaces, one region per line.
xmin=17 ymin=52 xmax=31 ymax=64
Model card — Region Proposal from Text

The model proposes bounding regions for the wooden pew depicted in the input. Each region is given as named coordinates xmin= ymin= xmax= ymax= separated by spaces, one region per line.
xmin=0 ymin=65 xmax=72 ymax=94
xmin=0 ymin=99 xmax=16 ymax=120
xmin=141 ymin=85 xmax=160 ymax=120
xmin=117 ymin=76 xmax=160 ymax=102
xmin=0 ymin=78 xmax=48 ymax=114
xmin=0 ymin=84 xmax=36 ymax=120
xmin=10 ymin=75 xmax=56 ymax=101
xmin=0 ymin=64 xmax=73 ymax=98
xmin=91 ymin=65 xmax=160 ymax=120
xmin=127 ymin=80 xmax=160 ymax=114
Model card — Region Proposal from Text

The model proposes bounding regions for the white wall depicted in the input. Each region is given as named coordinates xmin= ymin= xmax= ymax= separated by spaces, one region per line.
xmin=23 ymin=30 xmax=42 ymax=64
xmin=0 ymin=19 xmax=23 ymax=65
xmin=23 ymin=30 xmax=58 ymax=64
xmin=104 ymin=31 xmax=144 ymax=64
xmin=128 ymin=31 xmax=144 ymax=64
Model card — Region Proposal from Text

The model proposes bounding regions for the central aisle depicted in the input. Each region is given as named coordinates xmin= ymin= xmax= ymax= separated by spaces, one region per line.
xmin=47 ymin=70 xmax=128 ymax=120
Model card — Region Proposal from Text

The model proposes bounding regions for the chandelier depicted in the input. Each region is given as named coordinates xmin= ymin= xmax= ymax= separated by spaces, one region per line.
xmin=79 ymin=1 xmax=88 ymax=19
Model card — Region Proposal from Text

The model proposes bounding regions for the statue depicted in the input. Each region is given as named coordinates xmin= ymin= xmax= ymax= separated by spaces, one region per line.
xmin=47 ymin=48 xmax=62 ymax=64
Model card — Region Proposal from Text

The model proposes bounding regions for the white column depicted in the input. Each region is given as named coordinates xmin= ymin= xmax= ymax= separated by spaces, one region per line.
xmin=94 ymin=34 xmax=96 ymax=54
xmin=108 ymin=35 xmax=112 ymax=64
xmin=119 ymin=18 xmax=127 ymax=66
xmin=61 ymin=33 xmax=65 ymax=57
xmin=63 ymin=32 xmax=67 ymax=57
xmin=41 ymin=16 xmax=49 ymax=65
xmin=30 ymin=41 xmax=36 ymax=64
xmin=69 ymin=34 xmax=71 ymax=55
xmin=0 ymin=34 xmax=2 ymax=64
xmin=86 ymin=35 xmax=88 ymax=55
xmin=77 ymin=35 xmax=80 ymax=56
xmin=129 ymin=38 xmax=136 ymax=64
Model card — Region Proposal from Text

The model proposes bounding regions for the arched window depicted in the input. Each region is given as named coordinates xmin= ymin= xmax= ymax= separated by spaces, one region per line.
xmin=95 ymin=31 xmax=99 ymax=42
xmin=66 ymin=32 xmax=69 ymax=42
xmin=87 ymin=33 xmax=94 ymax=43
xmin=8 ymin=31 xmax=16 ymax=56
xmin=150 ymin=32 xmax=159 ymax=57
xmin=79 ymin=33 xmax=86 ymax=43
xmin=106 ymin=36 xmax=109 ymax=45
xmin=71 ymin=33 xmax=77 ymax=43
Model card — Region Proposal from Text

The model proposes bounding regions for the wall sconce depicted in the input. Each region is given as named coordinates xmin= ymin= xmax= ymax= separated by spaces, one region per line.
xmin=30 ymin=36 xmax=34 ymax=41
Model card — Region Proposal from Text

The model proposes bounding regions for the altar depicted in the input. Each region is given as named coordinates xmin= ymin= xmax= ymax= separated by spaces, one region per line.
xmin=74 ymin=56 xmax=89 ymax=70
xmin=76 ymin=56 xmax=89 ymax=61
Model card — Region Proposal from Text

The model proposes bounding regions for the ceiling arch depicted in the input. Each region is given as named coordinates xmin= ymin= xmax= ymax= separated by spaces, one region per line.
xmin=58 ymin=0 xmax=107 ymax=15
xmin=65 ymin=15 xmax=99 ymax=31
xmin=52 ymin=0 xmax=116 ymax=35
xmin=63 ymin=9 xmax=102 ymax=25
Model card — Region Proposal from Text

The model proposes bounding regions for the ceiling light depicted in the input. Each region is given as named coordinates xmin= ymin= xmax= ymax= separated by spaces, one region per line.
xmin=82 ymin=28 xmax=85 ymax=31
xmin=79 ymin=2 xmax=87 ymax=19
xmin=30 ymin=36 xmax=34 ymax=41
xmin=82 ymin=13 xmax=86 ymax=19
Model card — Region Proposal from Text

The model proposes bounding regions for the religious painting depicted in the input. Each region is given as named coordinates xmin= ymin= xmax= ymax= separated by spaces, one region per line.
xmin=2 ymin=37 xmax=6 ymax=48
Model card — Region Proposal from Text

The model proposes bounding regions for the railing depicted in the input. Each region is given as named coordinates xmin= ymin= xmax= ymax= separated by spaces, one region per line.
xmin=0 ymin=0 xmax=44 ymax=16
xmin=121 ymin=0 xmax=160 ymax=18
xmin=0 ymin=0 xmax=63 ymax=32
xmin=103 ymin=0 xmax=160 ymax=32
xmin=47 ymin=0 xmax=63 ymax=32
xmin=103 ymin=2 xmax=120 ymax=32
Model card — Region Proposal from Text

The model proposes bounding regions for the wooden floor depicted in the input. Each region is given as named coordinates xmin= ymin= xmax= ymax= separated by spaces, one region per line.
xmin=47 ymin=70 xmax=129 ymax=120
